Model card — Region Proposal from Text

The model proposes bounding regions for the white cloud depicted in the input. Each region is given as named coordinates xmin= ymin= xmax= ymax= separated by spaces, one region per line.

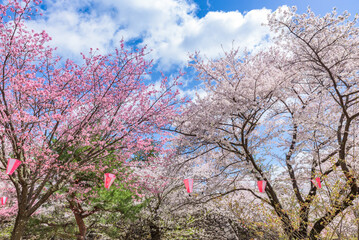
xmin=28 ymin=0 xmax=273 ymax=68
xmin=179 ymin=87 xmax=208 ymax=102
xmin=206 ymin=0 xmax=211 ymax=8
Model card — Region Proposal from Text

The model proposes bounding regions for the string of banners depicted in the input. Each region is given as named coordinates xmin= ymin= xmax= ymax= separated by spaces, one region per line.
xmin=0 ymin=158 xmax=323 ymax=206
xmin=182 ymin=177 xmax=322 ymax=194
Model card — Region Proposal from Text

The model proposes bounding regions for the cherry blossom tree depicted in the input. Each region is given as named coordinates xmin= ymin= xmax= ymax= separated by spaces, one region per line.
xmin=62 ymin=150 xmax=142 ymax=240
xmin=0 ymin=1 xmax=183 ymax=239
xmin=171 ymin=7 xmax=359 ymax=240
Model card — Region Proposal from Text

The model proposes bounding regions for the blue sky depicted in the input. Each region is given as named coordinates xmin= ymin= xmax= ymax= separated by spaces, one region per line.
xmin=195 ymin=0 xmax=359 ymax=17
xmin=22 ymin=0 xmax=359 ymax=99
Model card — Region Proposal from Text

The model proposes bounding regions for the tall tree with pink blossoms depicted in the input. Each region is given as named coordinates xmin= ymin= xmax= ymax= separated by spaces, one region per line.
xmin=0 ymin=0 xmax=183 ymax=239
xmin=172 ymin=7 xmax=359 ymax=240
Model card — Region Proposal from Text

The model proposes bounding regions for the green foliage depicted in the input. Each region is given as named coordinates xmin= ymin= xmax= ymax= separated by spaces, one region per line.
xmin=0 ymin=223 xmax=12 ymax=239
xmin=92 ymin=186 xmax=146 ymax=219
xmin=23 ymin=137 xmax=154 ymax=239
xmin=162 ymin=214 xmax=201 ymax=240
xmin=25 ymin=186 xmax=147 ymax=239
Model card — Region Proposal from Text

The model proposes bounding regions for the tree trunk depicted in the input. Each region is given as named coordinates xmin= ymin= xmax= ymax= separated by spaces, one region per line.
xmin=71 ymin=207 xmax=87 ymax=240
xmin=352 ymin=208 xmax=359 ymax=240
xmin=11 ymin=214 xmax=29 ymax=240
xmin=149 ymin=221 xmax=161 ymax=240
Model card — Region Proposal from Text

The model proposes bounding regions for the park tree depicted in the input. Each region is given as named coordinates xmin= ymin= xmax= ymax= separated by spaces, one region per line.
xmin=24 ymin=178 xmax=145 ymax=239
xmin=171 ymin=7 xmax=359 ymax=240
xmin=58 ymin=147 xmax=145 ymax=240
xmin=0 ymin=0 xmax=183 ymax=239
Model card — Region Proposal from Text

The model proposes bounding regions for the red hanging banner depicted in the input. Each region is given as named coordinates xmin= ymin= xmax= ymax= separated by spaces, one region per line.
xmin=6 ymin=158 xmax=21 ymax=175
xmin=183 ymin=179 xmax=193 ymax=193
xmin=1 ymin=196 xmax=7 ymax=205
xmin=104 ymin=173 xmax=116 ymax=189
xmin=311 ymin=177 xmax=321 ymax=189
xmin=257 ymin=180 xmax=266 ymax=193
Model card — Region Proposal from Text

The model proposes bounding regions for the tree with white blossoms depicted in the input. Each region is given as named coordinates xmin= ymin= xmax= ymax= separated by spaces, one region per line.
xmin=171 ymin=7 xmax=359 ymax=239
xmin=131 ymin=152 xmax=257 ymax=240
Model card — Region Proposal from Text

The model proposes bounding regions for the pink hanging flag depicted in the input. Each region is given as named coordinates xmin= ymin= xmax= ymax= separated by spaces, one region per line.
xmin=6 ymin=158 xmax=21 ymax=175
xmin=104 ymin=173 xmax=116 ymax=189
xmin=311 ymin=177 xmax=321 ymax=189
xmin=1 ymin=196 xmax=7 ymax=205
xmin=257 ymin=180 xmax=267 ymax=193
xmin=183 ymin=179 xmax=193 ymax=193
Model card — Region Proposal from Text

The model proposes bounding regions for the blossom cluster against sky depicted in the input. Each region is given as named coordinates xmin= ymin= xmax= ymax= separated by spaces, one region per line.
xmin=25 ymin=0 xmax=359 ymax=97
